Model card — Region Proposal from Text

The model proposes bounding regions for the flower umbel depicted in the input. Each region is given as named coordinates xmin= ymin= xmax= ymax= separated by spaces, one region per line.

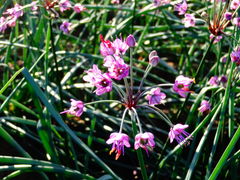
xmin=106 ymin=132 xmax=130 ymax=160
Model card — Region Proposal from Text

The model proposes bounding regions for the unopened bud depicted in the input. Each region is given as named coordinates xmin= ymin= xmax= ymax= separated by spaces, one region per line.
xmin=126 ymin=34 xmax=136 ymax=47
xmin=149 ymin=50 xmax=160 ymax=66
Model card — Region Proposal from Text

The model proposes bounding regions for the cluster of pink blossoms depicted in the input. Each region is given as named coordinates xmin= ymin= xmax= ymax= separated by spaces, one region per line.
xmin=61 ymin=33 xmax=194 ymax=160
xmin=0 ymin=4 xmax=23 ymax=33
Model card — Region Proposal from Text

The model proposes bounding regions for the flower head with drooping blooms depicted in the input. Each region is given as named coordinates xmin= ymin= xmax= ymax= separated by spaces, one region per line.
xmin=73 ymin=4 xmax=86 ymax=13
xmin=113 ymin=38 xmax=129 ymax=56
xmin=134 ymin=132 xmax=155 ymax=155
xmin=104 ymin=56 xmax=130 ymax=80
xmin=153 ymin=0 xmax=170 ymax=7
xmin=173 ymin=75 xmax=194 ymax=97
xmin=198 ymin=100 xmax=211 ymax=114
xmin=60 ymin=99 xmax=84 ymax=117
xmin=60 ymin=21 xmax=72 ymax=34
xmin=149 ymin=50 xmax=160 ymax=66
xmin=169 ymin=124 xmax=191 ymax=145
xmin=230 ymin=47 xmax=240 ymax=65
xmin=182 ymin=13 xmax=196 ymax=28
xmin=174 ymin=0 xmax=188 ymax=15
xmin=106 ymin=132 xmax=130 ymax=160
xmin=59 ymin=0 xmax=71 ymax=12
xmin=83 ymin=65 xmax=113 ymax=95
xmin=100 ymin=35 xmax=116 ymax=56
xmin=208 ymin=76 xmax=219 ymax=86
xmin=146 ymin=88 xmax=166 ymax=105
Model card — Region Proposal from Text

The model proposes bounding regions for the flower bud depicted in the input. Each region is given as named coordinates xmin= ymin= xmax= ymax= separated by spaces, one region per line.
xmin=126 ymin=34 xmax=136 ymax=47
xmin=149 ymin=50 xmax=160 ymax=66
xmin=224 ymin=12 xmax=232 ymax=20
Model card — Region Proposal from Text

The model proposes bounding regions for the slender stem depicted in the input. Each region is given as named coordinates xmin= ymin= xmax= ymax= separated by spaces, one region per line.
xmin=130 ymin=110 xmax=148 ymax=180
xmin=85 ymin=100 xmax=122 ymax=106
xmin=124 ymin=78 xmax=130 ymax=99
xmin=132 ymin=107 xmax=143 ymax=133
xmin=140 ymin=105 xmax=173 ymax=126
xmin=137 ymin=64 xmax=152 ymax=93
xmin=119 ymin=108 xmax=128 ymax=133
xmin=130 ymin=47 xmax=134 ymax=94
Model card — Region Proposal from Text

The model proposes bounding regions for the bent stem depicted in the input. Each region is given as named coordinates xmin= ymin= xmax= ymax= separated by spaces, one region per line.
xmin=130 ymin=110 xmax=148 ymax=180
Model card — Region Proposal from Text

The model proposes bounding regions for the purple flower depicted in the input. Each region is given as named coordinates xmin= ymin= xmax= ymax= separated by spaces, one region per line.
xmin=113 ymin=38 xmax=129 ymax=55
xmin=73 ymin=4 xmax=86 ymax=13
xmin=153 ymin=0 xmax=170 ymax=7
xmin=106 ymin=132 xmax=130 ymax=160
xmin=60 ymin=21 xmax=72 ymax=34
xmin=220 ymin=56 xmax=227 ymax=63
xmin=83 ymin=65 xmax=113 ymax=95
xmin=106 ymin=56 xmax=130 ymax=80
xmin=100 ymin=35 xmax=116 ymax=56
xmin=146 ymin=88 xmax=166 ymax=105
xmin=134 ymin=132 xmax=155 ymax=155
xmin=60 ymin=99 xmax=84 ymax=117
xmin=208 ymin=76 xmax=219 ymax=86
xmin=168 ymin=124 xmax=191 ymax=145
xmin=149 ymin=50 xmax=160 ymax=66
xmin=233 ymin=17 xmax=240 ymax=27
xmin=0 ymin=17 xmax=7 ymax=33
xmin=174 ymin=0 xmax=188 ymax=15
xmin=224 ymin=12 xmax=232 ymax=20
xmin=210 ymin=34 xmax=223 ymax=44
xmin=125 ymin=34 xmax=136 ymax=47
xmin=230 ymin=0 xmax=240 ymax=10
xmin=198 ymin=100 xmax=211 ymax=113
xmin=220 ymin=75 xmax=228 ymax=83
xmin=31 ymin=1 xmax=38 ymax=12
xmin=111 ymin=0 xmax=120 ymax=4
xmin=4 ymin=4 xmax=23 ymax=19
xmin=59 ymin=0 xmax=72 ymax=12
xmin=173 ymin=75 xmax=194 ymax=97
xmin=230 ymin=47 xmax=240 ymax=65
xmin=182 ymin=13 xmax=196 ymax=28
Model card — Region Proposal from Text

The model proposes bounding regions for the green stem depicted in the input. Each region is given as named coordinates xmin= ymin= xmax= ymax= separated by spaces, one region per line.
xmin=208 ymin=125 xmax=240 ymax=180
xmin=130 ymin=110 xmax=148 ymax=180
xmin=85 ymin=100 xmax=122 ymax=105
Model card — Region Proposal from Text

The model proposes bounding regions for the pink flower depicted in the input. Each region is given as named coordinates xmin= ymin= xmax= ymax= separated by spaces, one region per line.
xmin=174 ymin=0 xmax=188 ymax=15
xmin=198 ymin=100 xmax=211 ymax=113
xmin=182 ymin=13 xmax=196 ymax=28
xmin=4 ymin=4 xmax=23 ymax=19
xmin=230 ymin=47 xmax=240 ymax=65
xmin=59 ymin=0 xmax=71 ymax=12
xmin=113 ymin=38 xmax=129 ymax=55
xmin=208 ymin=76 xmax=219 ymax=86
xmin=83 ymin=65 xmax=113 ymax=95
xmin=60 ymin=21 xmax=72 ymax=34
xmin=210 ymin=34 xmax=223 ymax=44
xmin=230 ymin=0 xmax=240 ymax=10
xmin=232 ymin=17 xmax=240 ymax=27
xmin=146 ymin=88 xmax=166 ymax=105
xmin=111 ymin=0 xmax=120 ymax=4
xmin=220 ymin=55 xmax=227 ymax=63
xmin=149 ymin=50 xmax=160 ymax=66
xmin=60 ymin=99 xmax=84 ymax=117
xmin=31 ymin=1 xmax=38 ymax=12
xmin=100 ymin=35 xmax=116 ymax=56
xmin=168 ymin=124 xmax=191 ymax=145
xmin=106 ymin=132 xmax=130 ymax=160
xmin=0 ymin=17 xmax=7 ymax=33
xmin=73 ymin=4 xmax=86 ymax=13
xmin=125 ymin=34 xmax=136 ymax=47
xmin=224 ymin=12 xmax=232 ymax=20
xmin=105 ymin=56 xmax=130 ymax=80
xmin=153 ymin=0 xmax=170 ymax=7
xmin=134 ymin=132 xmax=155 ymax=155
xmin=173 ymin=75 xmax=194 ymax=97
